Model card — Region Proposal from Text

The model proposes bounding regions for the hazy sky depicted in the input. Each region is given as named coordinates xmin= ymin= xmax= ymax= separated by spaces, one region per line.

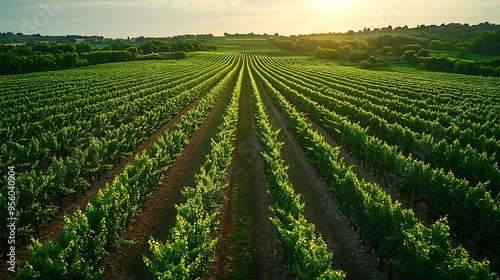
xmin=1 ymin=0 xmax=499 ymax=38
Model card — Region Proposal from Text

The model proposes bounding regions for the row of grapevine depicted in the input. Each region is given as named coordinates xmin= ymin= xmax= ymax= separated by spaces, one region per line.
xmin=144 ymin=58 xmax=243 ymax=279
xmin=252 ymin=54 xmax=500 ymax=262
xmin=0 ymin=61 xmax=218 ymax=140
xmin=286 ymin=60 xmax=500 ymax=151
xmin=14 ymin=56 xmax=241 ymax=279
xmin=248 ymin=62 xmax=345 ymax=279
xmin=1 ymin=62 xmax=200 ymax=124
xmin=249 ymin=54 xmax=495 ymax=279
xmin=1 ymin=57 xmax=233 ymax=173
xmin=284 ymin=56 xmax=500 ymax=128
xmin=257 ymin=57 xmax=500 ymax=196
xmin=0 ymin=54 xmax=228 ymax=118
xmin=0 ymin=55 xmax=238 ymax=246
xmin=270 ymin=60 xmax=500 ymax=167
xmin=271 ymin=55 xmax=500 ymax=148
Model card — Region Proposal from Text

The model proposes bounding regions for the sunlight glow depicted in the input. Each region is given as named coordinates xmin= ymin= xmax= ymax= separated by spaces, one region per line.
xmin=312 ymin=0 xmax=350 ymax=8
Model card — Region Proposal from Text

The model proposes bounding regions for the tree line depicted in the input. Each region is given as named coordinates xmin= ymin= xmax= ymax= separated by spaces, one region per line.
xmin=268 ymin=29 xmax=500 ymax=77
xmin=0 ymin=38 xmax=216 ymax=75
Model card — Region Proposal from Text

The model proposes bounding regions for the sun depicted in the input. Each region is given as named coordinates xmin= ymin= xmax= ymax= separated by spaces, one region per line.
xmin=312 ymin=0 xmax=349 ymax=8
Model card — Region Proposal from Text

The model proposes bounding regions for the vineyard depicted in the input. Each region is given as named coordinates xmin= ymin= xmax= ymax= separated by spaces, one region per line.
xmin=1 ymin=37 xmax=500 ymax=279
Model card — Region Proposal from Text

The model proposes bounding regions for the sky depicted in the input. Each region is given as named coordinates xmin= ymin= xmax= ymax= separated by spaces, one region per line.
xmin=0 ymin=0 xmax=499 ymax=38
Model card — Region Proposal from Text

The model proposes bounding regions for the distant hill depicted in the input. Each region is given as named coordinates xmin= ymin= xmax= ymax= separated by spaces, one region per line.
xmin=0 ymin=32 xmax=105 ymax=45
xmin=295 ymin=22 xmax=500 ymax=41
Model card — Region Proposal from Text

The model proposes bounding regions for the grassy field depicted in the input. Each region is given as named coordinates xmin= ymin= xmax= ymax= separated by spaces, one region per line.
xmin=209 ymin=35 xmax=296 ymax=55
xmin=430 ymin=49 xmax=500 ymax=61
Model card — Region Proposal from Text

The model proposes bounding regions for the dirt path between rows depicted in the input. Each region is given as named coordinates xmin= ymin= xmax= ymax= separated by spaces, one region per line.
xmin=255 ymin=73 xmax=387 ymax=280
xmin=99 ymin=69 xmax=238 ymax=280
xmin=0 ymin=74 xmax=227 ymax=280
xmin=205 ymin=69 xmax=288 ymax=279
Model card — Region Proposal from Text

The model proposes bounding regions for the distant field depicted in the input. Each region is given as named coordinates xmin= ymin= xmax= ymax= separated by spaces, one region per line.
xmin=430 ymin=49 xmax=500 ymax=61
xmin=209 ymin=35 xmax=291 ymax=54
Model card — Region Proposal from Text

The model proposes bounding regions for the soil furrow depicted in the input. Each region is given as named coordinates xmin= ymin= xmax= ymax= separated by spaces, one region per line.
xmin=206 ymin=68 xmax=288 ymax=279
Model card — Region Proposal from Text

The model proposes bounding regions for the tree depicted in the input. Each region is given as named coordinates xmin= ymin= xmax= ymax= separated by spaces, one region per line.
xmin=401 ymin=50 xmax=418 ymax=64
xmin=403 ymin=44 xmax=423 ymax=52
xmin=0 ymin=52 xmax=21 ymax=74
xmin=126 ymin=47 xmax=138 ymax=59
xmin=360 ymin=60 xmax=371 ymax=69
xmin=139 ymin=40 xmax=171 ymax=54
xmin=110 ymin=41 xmax=135 ymax=51
xmin=340 ymin=45 xmax=352 ymax=55
xmin=355 ymin=40 xmax=368 ymax=50
xmin=366 ymin=45 xmax=378 ymax=55
xmin=367 ymin=56 xmax=379 ymax=64
xmin=17 ymin=46 xmax=33 ymax=56
xmin=313 ymin=47 xmax=343 ymax=59
xmin=349 ymin=50 xmax=370 ymax=62
xmin=367 ymin=35 xmax=399 ymax=48
xmin=32 ymin=54 xmax=58 ymax=71
xmin=57 ymin=52 xmax=79 ymax=69
xmin=417 ymin=49 xmax=430 ymax=57
xmin=456 ymin=47 xmax=470 ymax=59
xmin=173 ymin=39 xmax=195 ymax=52
xmin=173 ymin=51 xmax=187 ymax=59
xmin=139 ymin=41 xmax=156 ymax=54
xmin=380 ymin=46 xmax=394 ymax=56
xmin=419 ymin=56 xmax=454 ymax=70
xmin=56 ymin=43 xmax=76 ymax=54
xmin=158 ymin=43 xmax=171 ymax=52
xmin=468 ymin=30 xmax=500 ymax=55
xmin=429 ymin=40 xmax=444 ymax=50
xmin=76 ymin=42 xmax=92 ymax=54
xmin=360 ymin=56 xmax=379 ymax=69
xmin=32 ymin=44 xmax=52 ymax=54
